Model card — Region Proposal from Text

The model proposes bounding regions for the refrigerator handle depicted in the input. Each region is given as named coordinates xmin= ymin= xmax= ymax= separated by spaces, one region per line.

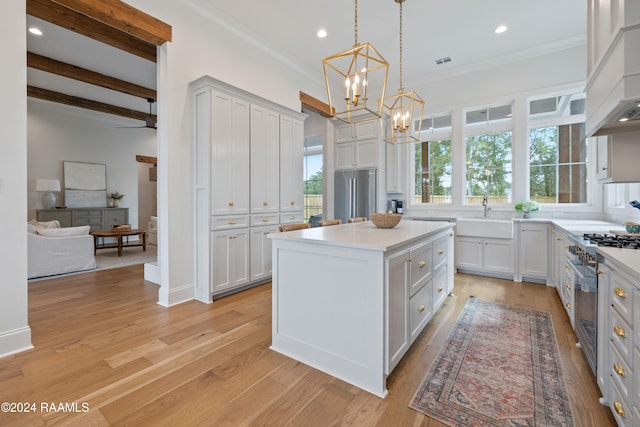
xmin=351 ymin=178 xmax=357 ymax=218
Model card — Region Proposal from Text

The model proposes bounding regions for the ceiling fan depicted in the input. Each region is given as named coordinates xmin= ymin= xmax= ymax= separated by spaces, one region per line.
xmin=118 ymin=98 xmax=157 ymax=129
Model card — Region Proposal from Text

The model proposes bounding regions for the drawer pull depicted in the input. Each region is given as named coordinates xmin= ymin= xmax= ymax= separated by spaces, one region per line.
xmin=613 ymin=325 xmax=626 ymax=338
xmin=614 ymin=363 xmax=625 ymax=378
xmin=613 ymin=401 xmax=625 ymax=418
xmin=565 ymin=283 xmax=570 ymax=289
xmin=596 ymin=269 xmax=603 ymax=275
xmin=614 ymin=287 xmax=626 ymax=298
xmin=289 ymin=215 xmax=295 ymax=220
xmin=556 ymin=237 xmax=562 ymax=241
xmin=438 ymin=249 xmax=444 ymax=255
xmin=228 ymin=220 xmax=236 ymax=225
xmin=290 ymin=201 xmax=295 ymax=206
xmin=566 ymin=303 xmax=571 ymax=309
xmin=565 ymin=264 xmax=570 ymax=269
xmin=228 ymin=201 xmax=234 ymax=207
xmin=262 ymin=217 xmax=269 ymax=222
xmin=229 ymin=235 xmax=236 ymax=239
xmin=438 ymin=287 xmax=443 ymax=293
xmin=419 ymin=261 xmax=426 ymax=269
xmin=263 ymin=201 xmax=268 ymax=206
xmin=418 ymin=305 xmax=425 ymax=313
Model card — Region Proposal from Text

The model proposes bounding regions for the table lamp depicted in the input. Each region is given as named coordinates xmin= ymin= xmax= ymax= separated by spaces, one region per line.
xmin=36 ymin=179 xmax=61 ymax=209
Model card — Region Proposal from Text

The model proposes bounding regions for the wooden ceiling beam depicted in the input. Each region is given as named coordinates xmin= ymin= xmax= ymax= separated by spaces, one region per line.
xmin=136 ymin=155 xmax=157 ymax=165
xmin=50 ymin=0 xmax=172 ymax=45
xmin=300 ymin=91 xmax=333 ymax=118
xmin=28 ymin=52 xmax=156 ymax=101
xmin=27 ymin=85 xmax=157 ymax=122
xmin=27 ymin=0 xmax=157 ymax=62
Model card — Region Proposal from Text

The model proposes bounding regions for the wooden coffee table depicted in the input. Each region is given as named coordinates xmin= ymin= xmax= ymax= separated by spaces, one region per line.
xmin=90 ymin=228 xmax=147 ymax=256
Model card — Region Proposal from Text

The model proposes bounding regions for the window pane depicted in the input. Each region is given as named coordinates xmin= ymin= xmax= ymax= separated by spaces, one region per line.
xmin=303 ymin=134 xmax=323 ymax=221
xmin=465 ymin=132 xmax=512 ymax=204
xmin=529 ymin=123 xmax=587 ymax=204
xmin=415 ymin=140 xmax=452 ymax=203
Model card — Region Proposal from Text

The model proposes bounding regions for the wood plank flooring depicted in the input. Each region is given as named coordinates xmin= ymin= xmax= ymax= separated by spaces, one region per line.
xmin=0 ymin=266 xmax=616 ymax=426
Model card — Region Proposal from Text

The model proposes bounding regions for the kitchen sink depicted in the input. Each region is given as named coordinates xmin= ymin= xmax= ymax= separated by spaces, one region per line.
xmin=456 ymin=218 xmax=514 ymax=239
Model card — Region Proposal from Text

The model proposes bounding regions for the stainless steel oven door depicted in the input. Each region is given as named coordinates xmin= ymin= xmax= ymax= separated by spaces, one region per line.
xmin=570 ymin=259 xmax=597 ymax=375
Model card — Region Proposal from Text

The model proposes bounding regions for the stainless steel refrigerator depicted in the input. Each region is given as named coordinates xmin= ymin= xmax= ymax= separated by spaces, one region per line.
xmin=334 ymin=169 xmax=377 ymax=224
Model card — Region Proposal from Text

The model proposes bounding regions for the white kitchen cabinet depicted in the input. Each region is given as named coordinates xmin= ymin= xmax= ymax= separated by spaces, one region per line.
xmin=211 ymin=228 xmax=249 ymax=295
xmin=386 ymin=250 xmax=410 ymax=374
xmin=409 ymin=241 xmax=432 ymax=296
xmin=385 ymin=143 xmax=403 ymax=193
xmin=250 ymin=225 xmax=278 ymax=282
xmin=595 ymin=133 xmax=640 ymax=183
xmin=280 ymin=115 xmax=304 ymax=212
xmin=596 ymin=262 xmax=611 ymax=403
xmin=335 ymin=121 xmax=379 ymax=143
xmin=517 ymin=222 xmax=548 ymax=281
xmin=548 ymin=227 xmax=569 ymax=289
xmin=335 ymin=139 xmax=378 ymax=170
xmin=409 ymin=279 xmax=433 ymax=344
xmin=250 ymin=104 xmax=280 ymax=214
xmin=456 ymin=236 xmax=514 ymax=276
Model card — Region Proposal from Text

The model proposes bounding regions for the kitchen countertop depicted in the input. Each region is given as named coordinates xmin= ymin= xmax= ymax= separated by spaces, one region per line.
xmin=269 ymin=219 xmax=452 ymax=252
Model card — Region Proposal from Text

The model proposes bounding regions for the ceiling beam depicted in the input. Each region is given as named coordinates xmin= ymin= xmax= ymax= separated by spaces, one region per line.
xmin=28 ymin=85 xmax=157 ymax=122
xmin=27 ymin=0 xmax=158 ymax=62
xmin=28 ymin=52 xmax=157 ymax=101
xmin=300 ymin=91 xmax=333 ymax=118
xmin=136 ymin=155 xmax=157 ymax=165
xmin=50 ymin=0 xmax=172 ymax=45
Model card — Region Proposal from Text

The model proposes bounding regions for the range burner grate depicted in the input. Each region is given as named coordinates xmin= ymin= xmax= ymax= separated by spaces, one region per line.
xmin=583 ymin=233 xmax=640 ymax=249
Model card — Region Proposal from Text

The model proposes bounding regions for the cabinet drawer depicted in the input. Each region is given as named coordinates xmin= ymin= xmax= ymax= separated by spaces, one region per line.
xmin=212 ymin=215 xmax=249 ymax=230
xmin=611 ymin=273 xmax=634 ymax=321
xmin=74 ymin=217 xmax=102 ymax=226
xmin=72 ymin=209 xmax=102 ymax=218
xmin=409 ymin=242 xmax=432 ymax=295
xmin=611 ymin=308 xmax=633 ymax=363
xmin=432 ymin=234 xmax=449 ymax=270
xmin=611 ymin=343 xmax=633 ymax=404
xmin=280 ymin=212 xmax=304 ymax=224
xmin=610 ymin=378 xmax=633 ymax=427
xmin=410 ymin=281 xmax=433 ymax=343
xmin=432 ymin=263 xmax=447 ymax=309
xmin=250 ymin=214 xmax=279 ymax=227
xmin=104 ymin=210 xmax=127 ymax=226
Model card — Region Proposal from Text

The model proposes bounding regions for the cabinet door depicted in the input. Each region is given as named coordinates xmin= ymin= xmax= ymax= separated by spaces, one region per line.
xmin=250 ymin=225 xmax=278 ymax=281
xmin=385 ymin=143 xmax=402 ymax=193
xmin=335 ymin=124 xmax=354 ymax=143
xmin=210 ymin=91 xmax=250 ymax=215
xmin=103 ymin=208 xmax=127 ymax=228
xmin=335 ymin=142 xmax=356 ymax=170
xmin=409 ymin=241 xmax=432 ymax=296
xmin=432 ymin=262 xmax=448 ymax=310
xmin=518 ymin=223 xmax=548 ymax=278
xmin=37 ymin=210 xmax=72 ymax=228
xmin=355 ymin=120 xmax=378 ymax=140
xmin=280 ymin=115 xmax=304 ymax=212
xmin=251 ymin=105 xmax=280 ymax=213
xmin=595 ymin=135 xmax=610 ymax=181
xmin=409 ymin=280 xmax=433 ymax=344
xmin=386 ymin=251 xmax=409 ymax=374
xmin=211 ymin=228 xmax=249 ymax=294
xmin=484 ymin=238 xmax=514 ymax=274
xmin=596 ymin=263 xmax=611 ymax=401
xmin=456 ymin=237 xmax=483 ymax=270
xmin=355 ymin=139 xmax=377 ymax=168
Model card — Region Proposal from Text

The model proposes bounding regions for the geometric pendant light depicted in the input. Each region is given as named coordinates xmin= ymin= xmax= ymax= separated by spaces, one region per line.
xmin=323 ymin=0 xmax=389 ymax=124
xmin=382 ymin=0 xmax=424 ymax=144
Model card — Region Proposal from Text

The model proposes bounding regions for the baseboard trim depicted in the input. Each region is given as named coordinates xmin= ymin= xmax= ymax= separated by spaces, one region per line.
xmin=0 ymin=326 xmax=33 ymax=359
xmin=157 ymin=283 xmax=193 ymax=307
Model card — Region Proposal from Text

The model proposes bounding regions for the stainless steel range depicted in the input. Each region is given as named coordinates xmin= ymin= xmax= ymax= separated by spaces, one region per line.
xmin=566 ymin=233 xmax=640 ymax=375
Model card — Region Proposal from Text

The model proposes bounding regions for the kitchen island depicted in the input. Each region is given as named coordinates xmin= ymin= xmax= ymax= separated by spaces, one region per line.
xmin=269 ymin=219 xmax=454 ymax=397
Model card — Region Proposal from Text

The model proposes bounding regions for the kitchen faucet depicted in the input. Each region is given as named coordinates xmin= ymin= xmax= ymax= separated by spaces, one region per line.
xmin=482 ymin=194 xmax=491 ymax=217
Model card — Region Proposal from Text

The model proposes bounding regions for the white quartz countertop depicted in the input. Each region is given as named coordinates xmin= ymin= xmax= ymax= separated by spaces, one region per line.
xmin=598 ymin=246 xmax=640 ymax=277
xmin=269 ymin=219 xmax=452 ymax=252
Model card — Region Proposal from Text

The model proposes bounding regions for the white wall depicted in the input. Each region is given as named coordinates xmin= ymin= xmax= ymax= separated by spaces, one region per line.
xmin=27 ymin=100 xmax=157 ymax=226
xmin=137 ymin=163 xmax=157 ymax=228
xmin=0 ymin=0 xmax=32 ymax=358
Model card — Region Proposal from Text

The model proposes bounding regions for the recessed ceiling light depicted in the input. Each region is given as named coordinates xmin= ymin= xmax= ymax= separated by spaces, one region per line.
xmin=619 ymin=117 xmax=629 ymax=122
xmin=495 ymin=25 xmax=508 ymax=34
xmin=29 ymin=27 xmax=43 ymax=36
xmin=317 ymin=29 xmax=327 ymax=38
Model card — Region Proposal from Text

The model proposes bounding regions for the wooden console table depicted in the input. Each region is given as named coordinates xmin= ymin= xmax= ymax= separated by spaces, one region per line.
xmin=91 ymin=228 xmax=147 ymax=256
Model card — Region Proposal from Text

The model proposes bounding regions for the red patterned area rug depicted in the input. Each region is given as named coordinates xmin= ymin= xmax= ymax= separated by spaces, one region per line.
xmin=409 ymin=297 xmax=574 ymax=426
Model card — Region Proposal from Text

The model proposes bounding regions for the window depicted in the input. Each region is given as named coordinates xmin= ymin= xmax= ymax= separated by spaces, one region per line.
xmin=528 ymin=92 xmax=587 ymax=204
xmin=414 ymin=115 xmax=452 ymax=204
xmin=465 ymin=105 xmax=512 ymax=204
xmin=303 ymin=134 xmax=323 ymax=222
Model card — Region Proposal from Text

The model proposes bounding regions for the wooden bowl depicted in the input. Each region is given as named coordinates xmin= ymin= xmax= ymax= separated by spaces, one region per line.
xmin=370 ymin=213 xmax=402 ymax=229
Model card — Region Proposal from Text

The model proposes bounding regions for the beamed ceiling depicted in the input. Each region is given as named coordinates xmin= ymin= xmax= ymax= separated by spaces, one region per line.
xmin=26 ymin=0 xmax=171 ymax=125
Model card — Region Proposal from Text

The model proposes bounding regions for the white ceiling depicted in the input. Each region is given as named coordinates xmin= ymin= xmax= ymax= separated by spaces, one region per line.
xmin=26 ymin=0 xmax=587 ymax=119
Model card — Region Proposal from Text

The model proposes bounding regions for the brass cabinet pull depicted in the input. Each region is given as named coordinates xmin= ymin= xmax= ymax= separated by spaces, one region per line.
xmin=597 ymin=269 xmax=603 ymax=275
xmin=614 ymin=325 xmax=626 ymax=338
xmin=438 ymin=287 xmax=443 ymax=293
xmin=613 ymin=401 xmax=625 ymax=417
xmin=228 ymin=201 xmax=234 ymax=207
xmin=418 ymin=305 xmax=425 ymax=313
xmin=289 ymin=215 xmax=295 ymax=220
xmin=614 ymin=363 xmax=625 ymax=378
xmin=565 ymin=283 xmax=570 ymax=289
xmin=229 ymin=235 xmax=236 ymax=239
xmin=290 ymin=201 xmax=295 ymax=205
xmin=614 ymin=287 xmax=626 ymax=298
xmin=556 ymin=237 xmax=562 ymax=241
xmin=263 ymin=201 xmax=268 ymax=206
xmin=228 ymin=220 xmax=236 ymax=224
xmin=566 ymin=303 xmax=571 ymax=309
xmin=565 ymin=264 xmax=570 ymax=269
xmin=419 ymin=261 xmax=426 ymax=269
xmin=262 ymin=217 xmax=269 ymax=222
xmin=438 ymin=249 xmax=444 ymax=255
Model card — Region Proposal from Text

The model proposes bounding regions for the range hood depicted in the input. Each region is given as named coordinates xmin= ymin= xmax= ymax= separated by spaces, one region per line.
xmin=586 ymin=9 xmax=640 ymax=137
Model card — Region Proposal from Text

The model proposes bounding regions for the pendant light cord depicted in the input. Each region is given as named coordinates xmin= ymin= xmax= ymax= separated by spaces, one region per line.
xmin=399 ymin=0 xmax=403 ymax=90
xmin=354 ymin=0 xmax=358 ymax=46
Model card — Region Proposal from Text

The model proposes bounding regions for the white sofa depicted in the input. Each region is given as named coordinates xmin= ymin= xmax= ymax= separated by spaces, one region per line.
xmin=148 ymin=216 xmax=157 ymax=245
xmin=27 ymin=220 xmax=96 ymax=279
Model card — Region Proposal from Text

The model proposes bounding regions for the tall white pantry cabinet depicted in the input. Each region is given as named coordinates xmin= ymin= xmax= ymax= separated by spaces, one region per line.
xmin=191 ymin=76 xmax=306 ymax=302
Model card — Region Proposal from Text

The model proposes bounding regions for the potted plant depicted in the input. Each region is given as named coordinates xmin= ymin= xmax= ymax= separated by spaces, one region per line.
xmin=515 ymin=200 xmax=539 ymax=219
xmin=111 ymin=192 xmax=125 ymax=208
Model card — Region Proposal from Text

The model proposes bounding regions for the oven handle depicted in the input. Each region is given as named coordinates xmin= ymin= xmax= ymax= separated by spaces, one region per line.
xmin=568 ymin=259 xmax=597 ymax=293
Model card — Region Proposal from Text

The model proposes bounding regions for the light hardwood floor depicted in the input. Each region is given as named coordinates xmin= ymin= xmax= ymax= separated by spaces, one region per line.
xmin=1 ymin=266 xmax=616 ymax=426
